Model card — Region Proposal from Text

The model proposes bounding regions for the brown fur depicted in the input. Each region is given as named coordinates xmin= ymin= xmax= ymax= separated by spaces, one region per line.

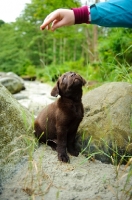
xmin=34 ymin=72 xmax=86 ymax=162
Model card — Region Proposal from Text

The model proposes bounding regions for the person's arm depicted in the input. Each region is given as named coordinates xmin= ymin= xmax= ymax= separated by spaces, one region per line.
xmin=40 ymin=0 xmax=132 ymax=31
xmin=90 ymin=0 xmax=132 ymax=28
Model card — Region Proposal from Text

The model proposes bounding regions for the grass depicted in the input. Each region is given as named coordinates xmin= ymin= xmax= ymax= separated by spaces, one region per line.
xmin=35 ymin=55 xmax=132 ymax=86
xmin=111 ymin=158 xmax=132 ymax=200
xmin=21 ymin=146 xmax=53 ymax=198
xmin=79 ymin=131 xmax=132 ymax=200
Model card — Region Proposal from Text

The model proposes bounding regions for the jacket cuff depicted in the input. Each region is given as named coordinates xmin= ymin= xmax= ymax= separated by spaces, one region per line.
xmin=72 ymin=6 xmax=90 ymax=24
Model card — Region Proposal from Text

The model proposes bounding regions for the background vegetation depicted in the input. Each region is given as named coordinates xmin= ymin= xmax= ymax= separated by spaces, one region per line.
xmin=0 ymin=0 xmax=132 ymax=83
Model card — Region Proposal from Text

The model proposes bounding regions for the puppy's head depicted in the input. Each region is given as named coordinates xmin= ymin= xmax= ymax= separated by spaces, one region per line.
xmin=51 ymin=72 xmax=86 ymax=101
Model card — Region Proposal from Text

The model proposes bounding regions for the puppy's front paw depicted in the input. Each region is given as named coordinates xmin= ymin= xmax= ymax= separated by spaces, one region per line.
xmin=67 ymin=148 xmax=79 ymax=157
xmin=58 ymin=153 xmax=70 ymax=163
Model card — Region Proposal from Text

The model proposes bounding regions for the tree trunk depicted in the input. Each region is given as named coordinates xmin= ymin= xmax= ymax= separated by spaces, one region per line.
xmin=59 ymin=38 xmax=63 ymax=64
xmin=92 ymin=0 xmax=99 ymax=61
xmin=63 ymin=38 xmax=66 ymax=63
xmin=53 ymin=38 xmax=56 ymax=64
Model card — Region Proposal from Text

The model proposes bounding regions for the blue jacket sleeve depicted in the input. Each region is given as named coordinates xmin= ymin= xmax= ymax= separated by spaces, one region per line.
xmin=90 ymin=0 xmax=132 ymax=28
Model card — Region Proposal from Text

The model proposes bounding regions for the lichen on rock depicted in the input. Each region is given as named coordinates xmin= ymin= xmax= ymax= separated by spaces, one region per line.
xmin=0 ymin=83 xmax=34 ymax=182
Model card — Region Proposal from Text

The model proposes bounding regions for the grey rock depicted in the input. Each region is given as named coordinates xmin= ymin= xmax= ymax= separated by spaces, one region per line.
xmin=13 ymin=93 xmax=28 ymax=100
xmin=0 ymin=72 xmax=25 ymax=94
xmin=16 ymin=81 xmax=55 ymax=115
xmin=77 ymin=82 xmax=132 ymax=163
xmin=0 ymin=83 xmax=34 ymax=183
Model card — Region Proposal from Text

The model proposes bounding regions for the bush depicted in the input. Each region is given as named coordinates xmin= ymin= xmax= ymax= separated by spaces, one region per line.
xmin=25 ymin=65 xmax=36 ymax=76
xmin=36 ymin=59 xmax=90 ymax=83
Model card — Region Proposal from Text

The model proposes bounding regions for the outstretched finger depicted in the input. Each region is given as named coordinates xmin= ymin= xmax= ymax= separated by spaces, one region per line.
xmin=40 ymin=12 xmax=58 ymax=30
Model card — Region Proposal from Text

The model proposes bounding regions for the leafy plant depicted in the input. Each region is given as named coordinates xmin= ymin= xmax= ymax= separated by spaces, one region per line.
xmin=25 ymin=65 xmax=36 ymax=76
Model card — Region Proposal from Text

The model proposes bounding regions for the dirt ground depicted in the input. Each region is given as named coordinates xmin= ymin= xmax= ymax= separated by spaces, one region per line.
xmin=1 ymin=145 xmax=131 ymax=200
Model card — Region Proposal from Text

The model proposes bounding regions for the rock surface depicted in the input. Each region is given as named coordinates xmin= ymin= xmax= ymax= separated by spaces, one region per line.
xmin=77 ymin=82 xmax=132 ymax=163
xmin=0 ymin=72 xmax=25 ymax=94
xmin=0 ymin=83 xmax=34 ymax=183
xmin=13 ymin=81 xmax=55 ymax=116
xmin=1 ymin=146 xmax=132 ymax=200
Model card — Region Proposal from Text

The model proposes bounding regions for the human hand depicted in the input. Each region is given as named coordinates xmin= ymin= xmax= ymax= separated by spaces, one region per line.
xmin=40 ymin=9 xmax=75 ymax=31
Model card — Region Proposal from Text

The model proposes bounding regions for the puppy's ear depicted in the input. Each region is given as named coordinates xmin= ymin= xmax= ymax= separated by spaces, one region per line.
xmin=51 ymin=82 xmax=59 ymax=97
xmin=82 ymin=78 xmax=87 ymax=86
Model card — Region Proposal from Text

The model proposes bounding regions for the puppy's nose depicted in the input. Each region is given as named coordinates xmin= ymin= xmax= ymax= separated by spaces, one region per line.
xmin=70 ymin=72 xmax=76 ymax=77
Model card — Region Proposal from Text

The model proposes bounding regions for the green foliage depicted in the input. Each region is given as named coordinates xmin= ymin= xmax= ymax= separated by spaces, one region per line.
xmin=0 ymin=1 xmax=132 ymax=83
xmin=86 ymin=63 xmax=103 ymax=81
xmin=25 ymin=65 xmax=36 ymax=76
xmin=98 ymin=28 xmax=132 ymax=82
xmin=36 ymin=59 xmax=90 ymax=82
xmin=0 ymin=20 xmax=5 ymax=27
xmin=99 ymin=29 xmax=132 ymax=64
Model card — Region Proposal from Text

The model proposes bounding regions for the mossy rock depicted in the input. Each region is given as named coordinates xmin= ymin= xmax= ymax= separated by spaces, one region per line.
xmin=0 ymin=83 xmax=34 ymax=183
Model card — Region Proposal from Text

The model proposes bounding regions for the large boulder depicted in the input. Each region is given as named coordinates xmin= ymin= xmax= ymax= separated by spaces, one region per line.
xmin=77 ymin=82 xmax=132 ymax=163
xmin=0 ymin=83 xmax=34 ymax=183
xmin=0 ymin=72 xmax=25 ymax=94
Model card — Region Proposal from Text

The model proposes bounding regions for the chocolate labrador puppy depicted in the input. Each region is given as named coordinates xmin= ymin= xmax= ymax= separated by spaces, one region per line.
xmin=34 ymin=72 xmax=86 ymax=162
